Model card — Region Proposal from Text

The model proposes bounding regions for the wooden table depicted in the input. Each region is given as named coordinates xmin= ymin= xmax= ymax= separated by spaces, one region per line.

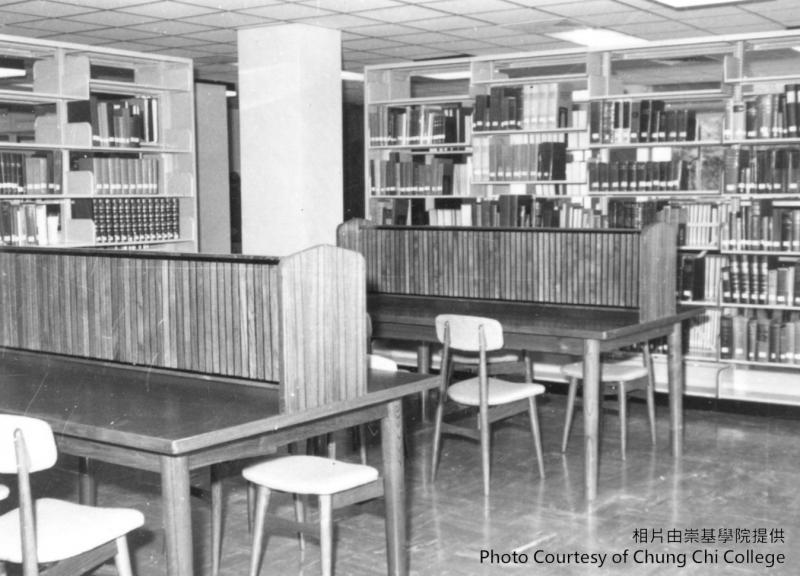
xmin=368 ymin=294 xmax=703 ymax=502
xmin=0 ymin=348 xmax=437 ymax=576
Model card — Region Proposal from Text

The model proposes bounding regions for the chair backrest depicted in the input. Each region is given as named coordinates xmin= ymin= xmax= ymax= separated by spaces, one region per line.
xmin=0 ymin=415 xmax=57 ymax=474
xmin=368 ymin=354 xmax=399 ymax=372
xmin=278 ymin=245 xmax=368 ymax=413
xmin=435 ymin=315 xmax=504 ymax=352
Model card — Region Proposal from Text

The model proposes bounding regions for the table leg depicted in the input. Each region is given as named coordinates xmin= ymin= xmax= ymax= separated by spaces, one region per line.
xmin=417 ymin=342 xmax=431 ymax=421
xmin=582 ymin=339 xmax=601 ymax=502
xmin=160 ymin=455 xmax=194 ymax=576
xmin=381 ymin=399 xmax=407 ymax=576
xmin=667 ymin=321 xmax=684 ymax=458
xmin=78 ymin=457 xmax=96 ymax=505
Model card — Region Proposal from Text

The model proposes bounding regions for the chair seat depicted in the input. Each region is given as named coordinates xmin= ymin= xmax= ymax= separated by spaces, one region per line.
xmin=448 ymin=377 xmax=545 ymax=406
xmin=451 ymin=350 xmax=521 ymax=365
xmin=0 ymin=498 xmax=144 ymax=564
xmin=0 ymin=484 xmax=7 ymax=500
xmin=561 ymin=361 xmax=648 ymax=382
xmin=243 ymin=455 xmax=379 ymax=496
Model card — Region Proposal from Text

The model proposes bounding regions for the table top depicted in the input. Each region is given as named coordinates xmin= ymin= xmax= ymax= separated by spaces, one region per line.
xmin=368 ymin=294 xmax=702 ymax=347
xmin=0 ymin=348 xmax=436 ymax=456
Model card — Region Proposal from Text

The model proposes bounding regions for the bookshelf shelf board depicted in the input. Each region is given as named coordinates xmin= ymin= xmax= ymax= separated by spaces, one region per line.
xmin=679 ymin=244 xmax=721 ymax=251
xmin=724 ymin=359 xmax=800 ymax=370
xmin=590 ymin=89 xmax=728 ymax=102
xmin=472 ymin=73 xmax=587 ymax=87
xmin=588 ymin=190 xmax=722 ymax=198
xmin=0 ymin=142 xmax=65 ymax=151
xmin=0 ymin=195 xmax=63 ymax=201
xmin=720 ymin=303 xmax=800 ymax=311
xmin=72 ymin=145 xmax=192 ymax=155
xmin=370 ymin=95 xmax=473 ymax=106
xmin=723 ymin=137 xmax=800 ymax=146
xmin=684 ymin=352 xmax=720 ymax=362
xmin=89 ymin=79 xmax=186 ymax=95
xmin=473 ymin=127 xmax=588 ymax=136
xmin=371 ymin=194 xmax=481 ymax=199
xmin=473 ymin=180 xmax=585 ymax=185
xmin=0 ymin=90 xmax=62 ymax=104
xmin=679 ymin=300 xmax=717 ymax=307
xmin=88 ymin=238 xmax=194 ymax=249
xmin=722 ymin=193 xmax=800 ymax=199
xmin=729 ymin=74 xmax=800 ymax=85
xmin=369 ymin=143 xmax=471 ymax=151
xmin=721 ymin=250 xmax=800 ymax=256
xmin=589 ymin=140 xmax=721 ymax=149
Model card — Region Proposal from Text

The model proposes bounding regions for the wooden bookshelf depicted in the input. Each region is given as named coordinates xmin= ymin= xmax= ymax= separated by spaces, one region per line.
xmin=0 ymin=33 xmax=196 ymax=251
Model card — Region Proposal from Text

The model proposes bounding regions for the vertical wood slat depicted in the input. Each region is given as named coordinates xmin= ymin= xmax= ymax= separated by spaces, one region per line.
xmin=0 ymin=248 xmax=282 ymax=382
xmin=337 ymin=219 xmax=676 ymax=317
xmin=277 ymin=245 xmax=367 ymax=414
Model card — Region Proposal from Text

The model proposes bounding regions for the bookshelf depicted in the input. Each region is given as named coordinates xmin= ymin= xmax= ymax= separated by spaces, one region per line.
xmin=0 ymin=33 xmax=196 ymax=251
xmin=363 ymin=31 xmax=800 ymax=405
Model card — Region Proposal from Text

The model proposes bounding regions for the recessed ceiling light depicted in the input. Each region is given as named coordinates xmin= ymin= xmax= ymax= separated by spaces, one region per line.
xmin=0 ymin=68 xmax=25 ymax=78
xmin=548 ymin=28 xmax=646 ymax=49
xmin=341 ymin=71 xmax=364 ymax=82
xmin=651 ymin=0 xmax=754 ymax=8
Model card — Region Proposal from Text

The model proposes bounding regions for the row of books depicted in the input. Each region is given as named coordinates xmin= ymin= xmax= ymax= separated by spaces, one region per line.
xmin=67 ymin=94 xmax=159 ymax=148
xmin=91 ymin=197 xmax=179 ymax=244
xmin=472 ymin=83 xmax=572 ymax=132
xmin=0 ymin=202 xmax=60 ymax=246
xmin=0 ymin=153 xmax=60 ymax=195
xmin=368 ymin=103 xmax=472 ymax=146
xmin=661 ymin=203 xmax=722 ymax=247
xmin=368 ymin=155 xmax=469 ymax=196
xmin=589 ymin=99 xmax=697 ymax=145
xmin=720 ymin=312 xmax=800 ymax=364
xmin=678 ymin=253 xmax=800 ymax=306
xmin=588 ymin=160 xmax=690 ymax=193
xmin=472 ymin=137 xmax=567 ymax=182
xmin=721 ymin=202 xmax=800 ymax=252
xmin=722 ymin=147 xmax=800 ymax=194
xmin=724 ymin=86 xmax=800 ymax=141
xmin=75 ymin=156 xmax=160 ymax=195
xmin=370 ymin=196 xmax=667 ymax=229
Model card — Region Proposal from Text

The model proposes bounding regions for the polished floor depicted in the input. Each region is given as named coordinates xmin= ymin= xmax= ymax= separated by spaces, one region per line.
xmin=3 ymin=388 xmax=799 ymax=575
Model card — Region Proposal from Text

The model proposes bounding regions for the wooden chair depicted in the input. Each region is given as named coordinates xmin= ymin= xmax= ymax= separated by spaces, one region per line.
xmin=560 ymin=345 xmax=656 ymax=459
xmin=0 ymin=415 xmax=144 ymax=576
xmin=238 ymin=245 xmax=386 ymax=576
xmin=431 ymin=314 xmax=546 ymax=496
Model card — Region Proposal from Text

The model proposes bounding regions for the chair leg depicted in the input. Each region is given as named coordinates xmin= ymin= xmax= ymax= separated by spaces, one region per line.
xmin=249 ymin=485 xmax=271 ymax=576
xmin=211 ymin=464 xmax=223 ymax=576
xmin=430 ymin=390 xmax=447 ymax=483
xmin=528 ymin=396 xmax=545 ymax=478
xmin=561 ymin=377 xmax=579 ymax=452
xmin=618 ymin=383 xmax=627 ymax=460
xmin=358 ymin=423 xmax=368 ymax=465
xmin=319 ymin=494 xmax=334 ymax=576
xmin=479 ymin=404 xmax=491 ymax=496
xmin=294 ymin=493 xmax=307 ymax=550
xmin=114 ymin=536 xmax=134 ymax=576
xmin=247 ymin=482 xmax=256 ymax=533
xmin=646 ymin=378 xmax=657 ymax=445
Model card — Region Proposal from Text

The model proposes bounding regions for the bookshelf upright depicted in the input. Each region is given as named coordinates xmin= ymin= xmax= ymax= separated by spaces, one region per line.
xmin=0 ymin=33 xmax=197 ymax=251
xmin=363 ymin=31 xmax=800 ymax=406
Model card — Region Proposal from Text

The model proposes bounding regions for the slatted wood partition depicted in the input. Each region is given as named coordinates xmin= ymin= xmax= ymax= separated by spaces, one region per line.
xmin=337 ymin=219 xmax=677 ymax=321
xmin=278 ymin=245 xmax=367 ymax=413
xmin=0 ymin=247 xmax=280 ymax=381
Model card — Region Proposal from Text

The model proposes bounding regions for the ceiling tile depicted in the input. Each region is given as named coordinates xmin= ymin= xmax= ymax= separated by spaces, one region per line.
xmin=188 ymin=41 xmax=236 ymax=54
xmin=296 ymin=13 xmax=380 ymax=28
xmin=178 ymin=0 xmax=280 ymax=8
xmin=128 ymin=20 xmax=214 ymax=35
xmin=424 ymin=38 xmax=505 ymax=51
xmin=297 ymin=0 xmax=403 ymax=11
xmin=425 ymin=0 xmax=520 ymax=14
xmin=355 ymin=4 xmax=450 ymax=23
xmin=577 ymin=11 xmax=666 ymax=27
xmin=181 ymin=28 xmax=238 ymax=43
xmin=543 ymin=0 xmax=641 ymax=18
xmin=67 ymin=10 xmax=158 ymax=26
xmin=4 ymin=0 xmax=96 ymax=18
xmin=37 ymin=32 xmax=109 ymax=45
xmin=687 ymin=12 xmax=774 ymax=28
xmin=0 ymin=9 xmax=39 ymax=25
xmin=60 ymin=0 xmax=153 ymax=7
xmin=389 ymin=30 xmax=459 ymax=44
xmin=347 ymin=22 xmax=424 ymax=36
xmin=407 ymin=14 xmax=488 ymax=31
xmin=239 ymin=3 xmax=336 ymax=20
xmin=614 ymin=20 xmax=703 ymax=36
xmin=97 ymin=40 xmax=161 ymax=52
xmin=138 ymin=34 xmax=208 ymax=48
xmin=8 ymin=16 xmax=101 ymax=33
xmin=371 ymin=43 xmax=452 ymax=59
xmin=172 ymin=10 xmax=269 ymax=28
xmin=343 ymin=36 xmax=402 ymax=50
xmin=77 ymin=27 xmax=159 ymax=41
xmin=697 ymin=22 xmax=783 ymax=34
xmin=471 ymin=8 xmax=569 ymax=26
xmin=119 ymin=1 xmax=217 ymax=19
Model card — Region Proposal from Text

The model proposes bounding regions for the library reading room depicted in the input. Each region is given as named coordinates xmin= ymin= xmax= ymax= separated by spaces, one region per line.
xmin=2 ymin=1 xmax=800 ymax=575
